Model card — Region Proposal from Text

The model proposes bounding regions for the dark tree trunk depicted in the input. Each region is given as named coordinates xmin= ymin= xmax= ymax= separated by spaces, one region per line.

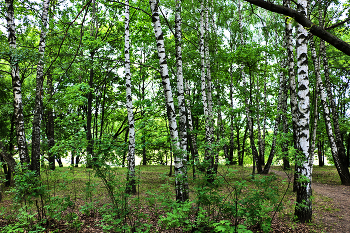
xmin=318 ymin=141 xmax=324 ymax=167
xmin=86 ymin=52 xmax=95 ymax=168
xmin=46 ymin=73 xmax=56 ymax=170
xmin=239 ymin=121 xmax=249 ymax=166
xmin=122 ymin=128 xmax=129 ymax=167
xmin=347 ymin=133 xmax=350 ymax=167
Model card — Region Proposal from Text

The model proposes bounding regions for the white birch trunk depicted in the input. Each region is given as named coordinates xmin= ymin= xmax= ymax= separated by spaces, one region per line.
xmin=31 ymin=0 xmax=50 ymax=176
xmin=205 ymin=0 xmax=215 ymax=179
xmin=199 ymin=0 xmax=213 ymax=174
xmin=175 ymin=0 xmax=189 ymax=193
xmin=309 ymin=38 xmax=319 ymax=170
xmin=149 ymin=0 xmax=188 ymax=201
xmin=320 ymin=40 xmax=350 ymax=185
xmin=5 ymin=0 xmax=30 ymax=165
xmin=185 ymin=80 xmax=199 ymax=161
xmin=294 ymin=0 xmax=312 ymax=222
xmin=125 ymin=0 xmax=136 ymax=194
xmin=175 ymin=0 xmax=187 ymax=157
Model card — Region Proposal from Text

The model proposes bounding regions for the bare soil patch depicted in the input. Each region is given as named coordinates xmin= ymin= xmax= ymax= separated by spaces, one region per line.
xmin=271 ymin=168 xmax=350 ymax=233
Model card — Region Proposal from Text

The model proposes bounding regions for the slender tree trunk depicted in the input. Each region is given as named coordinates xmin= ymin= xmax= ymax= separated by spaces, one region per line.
xmin=149 ymin=0 xmax=188 ymax=201
xmin=46 ymin=73 xmax=55 ymax=170
xmin=309 ymin=38 xmax=320 ymax=170
xmin=229 ymin=67 xmax=235 ymax=165
xmin=312 ymin=37 xmax=350 ymax=185
xmin=318 ymin=141 xmax=324 ymax=166
xmin=99 ymin=84 xmax=106 ymax=139
xmin=175 ymin=0 xmax=189 ymax=192
xmin=4 ymin=113 xmax=16 ymax=186
xmin=175 ymin=0 xmax=188 ymax=167
xmin=320 ymin=40 xmax=349 ymax=175
xmin=204 ymin=0 xmax=215 ymax=181
xmin=199 ymin=0 xmax=214 ymax=178
xmin=185 ymin=80 xmax=199 ymax=165
xmin=245 ymin=73 xmax=261 ymax=172
xmin=347 ymin=133 xmax=350 ymax=167
xmin=5 ymin=0 xmax=30 ymax=165
xmin=261 ymin=71 xmax=284 ymax=174
xmin=124 ymin=0 xmax=136 ymax=194
xmin=284 ymin=0 xmax=299 ymax=191
xmin=256 ymin=76 xmax=264 ymax=166
xmin=240 ymin=121 xmax=248 ymax=166
xmin=0 ymin=141 xmax=16 ymax=177
xmin=86 ymin=52 xmax=94 ymax=168
xmin=31 ymin=0 xmax=50 ymax=176
xmin=294 ymin=0 xmax=312 ymax=222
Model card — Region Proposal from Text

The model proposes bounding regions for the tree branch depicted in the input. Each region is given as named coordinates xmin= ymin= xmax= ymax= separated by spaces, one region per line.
xmin=243 ymin=0 xmax=350 ymax=56
xmin=326 ymin=17 xmax=350 ymax=30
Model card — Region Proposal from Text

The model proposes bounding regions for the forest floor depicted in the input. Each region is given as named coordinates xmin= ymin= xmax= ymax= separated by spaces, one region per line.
xmin=0 ymin=165 xmax=349 ymax=232
xmin=271 ymin=167 xmax=350 ymax=233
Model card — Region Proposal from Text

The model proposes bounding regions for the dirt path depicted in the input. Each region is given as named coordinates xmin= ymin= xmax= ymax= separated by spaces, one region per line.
xmin=271 ymin=169 xmax=350 ymax=233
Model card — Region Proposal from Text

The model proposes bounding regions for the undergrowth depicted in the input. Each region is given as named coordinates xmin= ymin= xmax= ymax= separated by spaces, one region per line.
xmin=0 ymin=163 xmax=290 ymax=233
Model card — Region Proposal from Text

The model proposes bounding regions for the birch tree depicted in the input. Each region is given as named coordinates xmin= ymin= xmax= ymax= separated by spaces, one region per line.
xmin=125 ymin=0 xmax=136 ymax=194
xmin=149 ymin=0 xmax=188 ymax=201
xmin=5 ymin=0 xmax=30 ymax=165
xmin=294 ymin=0 xmax=312 ymax=222
xmin=31 ymin=0 xmax=50 ymax=176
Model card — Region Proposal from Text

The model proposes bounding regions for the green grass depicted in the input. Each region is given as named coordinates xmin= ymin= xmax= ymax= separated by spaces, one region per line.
xmin=311 ymin=165 xmax=341 ymax=185
xmin=0 ymin=164 xmax=345 ymax=232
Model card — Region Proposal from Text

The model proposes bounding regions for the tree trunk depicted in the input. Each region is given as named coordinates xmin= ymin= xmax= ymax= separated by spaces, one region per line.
xmin=309 ymin=37 xmax=320 ymax=170
xmin=46 ymin=73 xmax=56 ymax=170
xmin=347 ymin=133 xmax=350 ymax=167
xmin=185 ymin=80 xmax=199 ymax=166
xmin=31 ymin=0 xmax=50 ymax=176
xmin=261 ymin=71 xmax=284 ymax=174
xmin=199 ymin=0 xmax=215 ymax=179
xmin=245 ymin=73 xmax=261 ymax=173
xmin=175 ymin=0 xmax=189 ymax=192
xmin=320 ymin=40 xmax=349 ymax=174
xmin=0 ymin=141 xmax=16 ymax=176
xmin=313 ymin=39 xmax=350 ymax=185
xmin=86 ymin=52 xmax=94 ymax=168
xmin=318 ymin=141 xmax=324 ymax=167
xmin=5 ymin=0 xmax=30 ymax=165
xmin=294 ymin=0 xmax=312 ymax=222
xmin=229 ymin=67 xmax=235 ymax=165
xmin=124 ymin=0 xmax=136 ymax=194
xmin=149 ymin=0 xmax=188 ymax=201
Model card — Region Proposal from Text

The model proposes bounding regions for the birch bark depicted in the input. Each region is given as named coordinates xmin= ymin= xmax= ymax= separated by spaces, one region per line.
xmin=31 ymin=0 xmax=50 ymax=176
xmin=185 ymin=80 xmax=199 ymax=165
xmin=125 ymin=0 xmax=136 ymax=194
xmin=149 ymin=0 xmax=188 ymax=201
xmin=175 ymin=0 xmax=187 ymax=158
xmin=5 ymin=0 xmax=30 ymax=165
xmin=320 ymin=40 xmax=350 ymax=184
xmin=294 ymin=0 xmax=312 ymax=222
xmin=313 ymin=41 xmax=350 ymax=185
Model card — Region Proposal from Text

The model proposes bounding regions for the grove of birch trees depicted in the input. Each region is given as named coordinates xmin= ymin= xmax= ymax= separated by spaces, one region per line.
xmin=1 ymin=0 xmax=350 ymax=224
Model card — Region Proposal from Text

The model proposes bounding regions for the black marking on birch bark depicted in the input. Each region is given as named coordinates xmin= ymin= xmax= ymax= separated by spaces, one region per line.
xmin=152 ymin=16 xmax=158 ymax=22
xmin=299 ymin=84 xmax=307 ymax=90
xmin=157 ymin=34 xmax=164 ymax=41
